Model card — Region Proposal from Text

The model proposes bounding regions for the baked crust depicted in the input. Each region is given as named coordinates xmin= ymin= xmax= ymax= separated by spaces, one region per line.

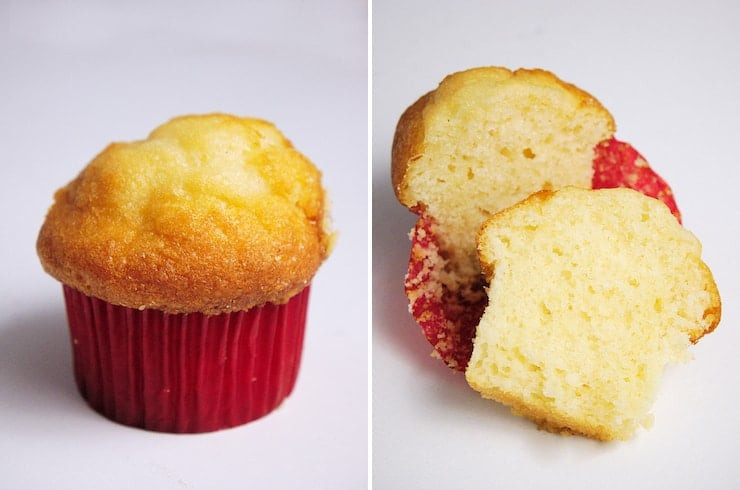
xmin=391 ymin=66 xmax=616 ymax=210
xmin=38 ymin=114 xmax=333 ymax=314
xmin=391 ymin=91 xmax=431 ymax=208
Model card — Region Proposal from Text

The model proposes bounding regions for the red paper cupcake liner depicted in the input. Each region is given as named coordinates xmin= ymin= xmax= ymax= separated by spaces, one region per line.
xmin=405 ymin=213 xmax=486 ymax=371
xmin=62 ymin=284 xmax=310 ymax=433
xmin=592 ymin=137 xmax=681 ymax=222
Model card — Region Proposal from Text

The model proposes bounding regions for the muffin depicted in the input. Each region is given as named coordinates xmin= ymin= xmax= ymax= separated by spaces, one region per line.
xmin=392 ymin=66 xmax=681 ymax=370
xmin=467 ymin=187 xmax=720 ymax=440
xmin=37 ymin=113 xmax=334 ymax=433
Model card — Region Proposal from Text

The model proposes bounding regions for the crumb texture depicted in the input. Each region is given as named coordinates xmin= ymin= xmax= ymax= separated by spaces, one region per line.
xmin=38 ymin=114 xmax=333 ymax=314
xmin=466 ymin=187 xmax=720 ymax=441
xmin=393 ymin=67 xmax=615 ymax=277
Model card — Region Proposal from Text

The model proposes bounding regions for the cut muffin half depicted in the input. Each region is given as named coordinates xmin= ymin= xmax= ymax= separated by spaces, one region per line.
xmin=466 ymin=187 xmax=720 ymax=441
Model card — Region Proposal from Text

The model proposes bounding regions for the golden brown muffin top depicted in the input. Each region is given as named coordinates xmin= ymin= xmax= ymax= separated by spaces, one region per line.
xmin=38 ymin=113 xmax=334 ymax=314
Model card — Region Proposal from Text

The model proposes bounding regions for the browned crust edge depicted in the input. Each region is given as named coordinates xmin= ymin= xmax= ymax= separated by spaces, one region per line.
xmin=391 ymin=90 xmax=433 ymax=209
xmin=466 ymin=379 xmax=620 ymax=441
xmin=691 ymin=261 xmax=722 ymax=342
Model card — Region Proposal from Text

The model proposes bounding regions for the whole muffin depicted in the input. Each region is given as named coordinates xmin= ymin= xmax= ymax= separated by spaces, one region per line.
xmin=37 ymin=113 xmax=333 ymax=432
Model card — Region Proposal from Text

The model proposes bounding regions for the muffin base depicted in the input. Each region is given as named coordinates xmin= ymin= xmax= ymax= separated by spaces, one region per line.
xmin=62 ymin=285 xmax=310 ymax=433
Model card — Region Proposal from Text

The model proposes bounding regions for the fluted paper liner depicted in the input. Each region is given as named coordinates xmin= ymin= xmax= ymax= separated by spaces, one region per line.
xmin=62 ymin=285 xmax=310 ymax=433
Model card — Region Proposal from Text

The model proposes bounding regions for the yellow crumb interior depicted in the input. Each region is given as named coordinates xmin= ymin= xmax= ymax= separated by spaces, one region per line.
xmin=404 ymin=70 xmax=613 ymax=278
xmin=466 ymin=187 xmax=718 ymax=441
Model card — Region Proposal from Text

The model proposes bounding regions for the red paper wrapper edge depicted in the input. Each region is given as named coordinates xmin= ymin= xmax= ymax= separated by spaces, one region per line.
xmin=62 ymin=284 xmax=310 ymax=433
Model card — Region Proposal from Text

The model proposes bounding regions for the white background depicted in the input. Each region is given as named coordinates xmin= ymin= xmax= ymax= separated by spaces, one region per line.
xmin=373 ymin=1 xmax=739 ymax=489
xmin=0 ymin=1 xmax=367 ymax=489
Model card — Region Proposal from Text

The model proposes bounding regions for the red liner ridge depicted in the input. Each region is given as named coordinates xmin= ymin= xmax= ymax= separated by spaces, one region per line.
xmin=593 ymin=137 xmax=681 ymax=222
xmin=63 ymin=284 xmax=310 ymax=433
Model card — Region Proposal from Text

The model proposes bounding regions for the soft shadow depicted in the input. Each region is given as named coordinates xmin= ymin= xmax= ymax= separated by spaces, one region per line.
xmin=371 ymin=166 xmax=434 ymax=368
xmin=0 ymin=304 xmax=88 ymax=429
xmin=430 ymin=368 xmax=613 ymax=459
xmin=429 ymin=362 xmax=521 ymax=425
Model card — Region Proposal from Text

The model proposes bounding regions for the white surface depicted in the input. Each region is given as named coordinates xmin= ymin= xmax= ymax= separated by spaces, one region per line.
xmin=0 ymin=1 xmax=367 ymax=489
xmin=373 ymin=1 xmax=739 ymax=489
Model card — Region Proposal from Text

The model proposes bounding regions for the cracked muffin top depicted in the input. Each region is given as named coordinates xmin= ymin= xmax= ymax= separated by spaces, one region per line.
xmin=38 ymin=113 xmax=333 ymax=314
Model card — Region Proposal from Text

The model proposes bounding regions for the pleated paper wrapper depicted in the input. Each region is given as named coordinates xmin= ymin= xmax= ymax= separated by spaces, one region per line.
xmin=62 ymin=284 xmax=310 ymax=433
